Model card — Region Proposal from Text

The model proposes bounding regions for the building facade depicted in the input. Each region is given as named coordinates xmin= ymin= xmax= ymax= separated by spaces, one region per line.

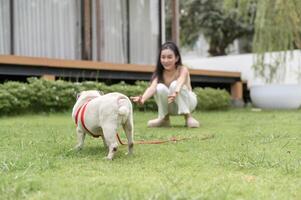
xmin=0 ymin=0 xmax=163 ymax=65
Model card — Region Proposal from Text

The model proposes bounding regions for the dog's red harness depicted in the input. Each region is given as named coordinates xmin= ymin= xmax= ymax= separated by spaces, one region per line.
xmin=74 ymin=99 xmax=100 ymax=138
xmin=74 ymin=96 xmax=201 ymax=145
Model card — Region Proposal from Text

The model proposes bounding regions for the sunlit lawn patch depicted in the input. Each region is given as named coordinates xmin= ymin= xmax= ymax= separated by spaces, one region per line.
xmin=0 ymin=109 xmax=300 ymax=199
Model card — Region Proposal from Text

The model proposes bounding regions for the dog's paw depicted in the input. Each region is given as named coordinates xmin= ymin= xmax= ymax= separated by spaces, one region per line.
xmin=103 ymin=156 xmax=113 ymax=161
xmin=125 ymin=152 xmax=133 ymax=156
xmin=74 ymin=145 xmax=83 ymax=151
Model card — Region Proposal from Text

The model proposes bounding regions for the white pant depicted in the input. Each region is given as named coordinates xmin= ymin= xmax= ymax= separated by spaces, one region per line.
xmin=154 ymin=81 xmax=197 ymax=118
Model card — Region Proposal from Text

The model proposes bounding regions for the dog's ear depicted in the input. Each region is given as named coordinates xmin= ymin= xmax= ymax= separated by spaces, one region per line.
xmin=98 ymin=90 xmax=104 ymax=95
xmin=76 ymin=92 xmax=83 ymax=99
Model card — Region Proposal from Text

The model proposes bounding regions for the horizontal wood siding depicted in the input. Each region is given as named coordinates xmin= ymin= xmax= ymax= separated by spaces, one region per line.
xmin=0 ymin=55 xmax=240 ymax=78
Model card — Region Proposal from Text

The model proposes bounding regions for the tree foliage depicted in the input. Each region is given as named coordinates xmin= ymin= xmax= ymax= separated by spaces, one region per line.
xmin=225 ymin=0 xmax=301 ymax=52
xmin=165 ymin=0 xmax=255 ymax=56
xmin=225 ymin=0 xmax=301 ymax=83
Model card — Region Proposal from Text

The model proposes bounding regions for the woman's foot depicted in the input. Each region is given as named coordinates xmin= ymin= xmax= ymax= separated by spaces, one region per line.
xmin=185 ymin=114 xmax=200 ymax=128
xmin=147 ymin=116 xmax=170 ymax=127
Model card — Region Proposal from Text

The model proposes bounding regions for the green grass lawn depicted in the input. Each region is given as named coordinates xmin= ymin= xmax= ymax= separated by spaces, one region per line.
xmin=0 ymin=109 xmax=300 ymax=200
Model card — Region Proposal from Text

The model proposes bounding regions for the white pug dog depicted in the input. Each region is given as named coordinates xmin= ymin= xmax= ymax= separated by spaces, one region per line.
xmin=72 ymin=90 xmax=134 ymax=160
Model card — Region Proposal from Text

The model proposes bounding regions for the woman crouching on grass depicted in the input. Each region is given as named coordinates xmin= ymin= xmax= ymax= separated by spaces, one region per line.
xmin=130 ymin=41 xmax=199 ymax=128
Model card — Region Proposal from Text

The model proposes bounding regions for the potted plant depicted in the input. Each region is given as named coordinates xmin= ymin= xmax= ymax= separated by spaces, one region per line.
xmin=224 ymin=0 xmax=301 ymax=109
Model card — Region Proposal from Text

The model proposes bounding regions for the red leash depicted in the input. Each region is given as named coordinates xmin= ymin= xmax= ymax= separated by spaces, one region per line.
xmin=116 ymin=133 xmax=214 ymax=145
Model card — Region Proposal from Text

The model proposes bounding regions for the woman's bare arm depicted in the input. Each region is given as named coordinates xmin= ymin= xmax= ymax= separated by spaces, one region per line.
xmin=168 ymin=66 xmax=189 ymax=103
xmin=130 ymin=77 xmax=158 ymax=105
xmin=175 ymin=66 xmax=189 ymax=92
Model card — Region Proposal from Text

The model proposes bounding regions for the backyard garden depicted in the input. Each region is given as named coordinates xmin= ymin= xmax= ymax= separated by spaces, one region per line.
xmin=0 ymin=79 xmax=300 ymax=200
xmin=1 ymin=0 xmax=301 ymax=199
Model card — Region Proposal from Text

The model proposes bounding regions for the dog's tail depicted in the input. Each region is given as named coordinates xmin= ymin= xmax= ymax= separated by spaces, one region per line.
xmin=117 ymin=96 xmax=130 ymax=117
xmin=118 ymin=105 xmax=129 ymax=116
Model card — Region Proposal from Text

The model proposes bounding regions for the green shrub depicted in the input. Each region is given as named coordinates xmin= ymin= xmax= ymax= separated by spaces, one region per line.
xmin=2 ymin=81 xmax=31 ymax=112
xmin=193 ymin=87 xmax=231 ymax=110
xmin=0 ymin=78 xmax=231 ymax=116
xmin=0 ymin=88 xmax=16 ymax=114
xmin=27 ymin=78 xmax=73 ymax=112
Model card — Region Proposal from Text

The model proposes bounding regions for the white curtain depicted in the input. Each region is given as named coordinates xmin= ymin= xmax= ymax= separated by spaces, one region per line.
xmin=92 ymin=0 xmax=128 ymax=63
xmin=0 ymin=0 xmax=10 ymax=55
xmin=1 ymin=0 xmax=161 ymax=63
xmin=13 ymin=0 xmax=81 ymax=59
xmin=129 ymin=0 xmax=159 ymax=65
xmin=92 ymin=0 xmax=160 ymax=65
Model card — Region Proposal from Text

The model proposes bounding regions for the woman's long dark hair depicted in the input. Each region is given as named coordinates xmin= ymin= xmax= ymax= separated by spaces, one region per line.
xmin=151 ymin=41 xmax=183 ymax=83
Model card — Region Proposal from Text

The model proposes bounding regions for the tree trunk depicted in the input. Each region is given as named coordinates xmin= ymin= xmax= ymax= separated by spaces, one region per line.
xmin=208 ymin=43 xmax=227 ymax=56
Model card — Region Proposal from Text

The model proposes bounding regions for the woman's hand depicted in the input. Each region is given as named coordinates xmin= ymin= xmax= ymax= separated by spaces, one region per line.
xmin=130 ymin=96 xmax=144 ymax=105
xmin=168 ymin=92 xmax=178 ymax=104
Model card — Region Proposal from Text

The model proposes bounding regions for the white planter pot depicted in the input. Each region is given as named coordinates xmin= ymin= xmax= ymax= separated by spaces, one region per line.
xmin=250 ymin=84 xmax=301 ymax=109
